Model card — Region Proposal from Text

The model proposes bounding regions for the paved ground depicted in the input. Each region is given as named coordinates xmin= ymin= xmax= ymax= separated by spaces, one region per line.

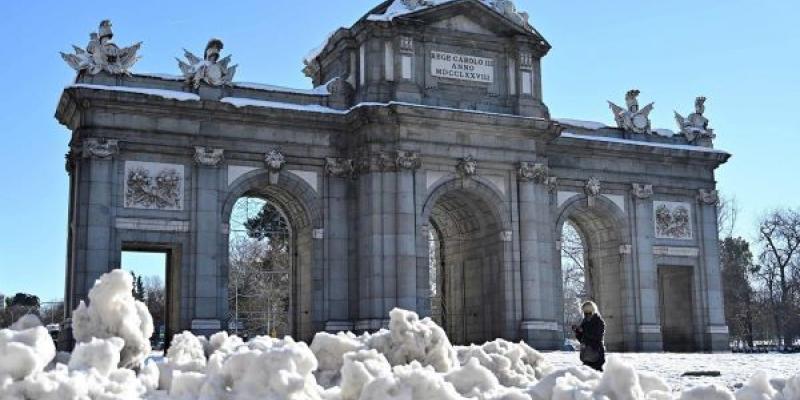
xmin=544 ymin=351 xmax=800 ymax=391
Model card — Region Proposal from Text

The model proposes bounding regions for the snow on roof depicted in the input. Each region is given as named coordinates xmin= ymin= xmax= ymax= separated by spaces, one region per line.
xmin=367 ymin=0 xmax=531 ymax=27
xmin=221 ymin=97 xmax=346 ymax=114
xmin=233 ymin=81 xmax=330 ymax=96
xmin=303 ymin=29 xmax=343 ymax=65
xmin=134 ymin=72 xmax=185 ymax=81
xmin=554 ymin=118 xmax=609 ymax=130
xmin=560 ymin=132 xmax=728 ymax=155
xmin=68 ymin=84 xmax=200 ymax=102
xmin=653 ymin=128 xmax=677 ymax=137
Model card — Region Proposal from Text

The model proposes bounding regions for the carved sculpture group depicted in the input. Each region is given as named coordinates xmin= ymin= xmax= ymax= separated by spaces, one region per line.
xmin=177 ymin=38 xmax=238 ymax=88
xmin=60 ymin=21 xmax=715 ymax=147
xmin=608 ymin=89 xmax=715 ymax=143
xmin=60 ymin=20 xmax=141 ymax=75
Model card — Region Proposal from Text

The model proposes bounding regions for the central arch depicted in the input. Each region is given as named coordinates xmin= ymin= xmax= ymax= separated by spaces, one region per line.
xmin=556 ymin=195 xmax=632 ymax=351
xmin=421 ymin=177 xmax=512 ymax=344
xmin=221 ymin=170 xmax=321 ymax=341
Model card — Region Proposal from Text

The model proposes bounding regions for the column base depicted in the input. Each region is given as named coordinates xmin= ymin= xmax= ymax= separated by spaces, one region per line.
xmin=191 ymin=319 xmax=222 ymax=336
xmin=325 ymin=320 xmax=354 ymax=333
xmin=638 ymin=324 xmax=664 ymax=352
xmin=520 ymin=320 xmax=562 ymax=350
xmin=705 ymin=325 xmax=730 ymax=352
xmin=355 ymin=318 xmax=389 ymax=332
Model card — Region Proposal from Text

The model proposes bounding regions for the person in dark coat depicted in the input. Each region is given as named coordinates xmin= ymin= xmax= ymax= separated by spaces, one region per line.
xmin=572 ymin=300 xmax=606 ymax=371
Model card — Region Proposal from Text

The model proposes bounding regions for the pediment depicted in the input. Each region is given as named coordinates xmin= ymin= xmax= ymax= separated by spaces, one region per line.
xmin=430 ymin=14 xmax=495 ymax=35
xmin=368 ymin=0 xmax=548 ymax=43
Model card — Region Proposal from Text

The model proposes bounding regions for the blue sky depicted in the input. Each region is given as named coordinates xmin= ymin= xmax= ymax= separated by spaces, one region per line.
xmin=0 ymin=0 xmax=797 ymax=301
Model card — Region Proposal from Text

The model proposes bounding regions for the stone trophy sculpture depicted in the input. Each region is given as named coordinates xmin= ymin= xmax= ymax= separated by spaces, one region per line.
xmin=177 ymin=38 xmax=238 ymax=88
xmin=60 ymin=20 xmax=141 ymax=75
xmin=608 ymin=90 xmax=654 ymax=134
xmin=675 ymin=97 xmax=715 ymax=144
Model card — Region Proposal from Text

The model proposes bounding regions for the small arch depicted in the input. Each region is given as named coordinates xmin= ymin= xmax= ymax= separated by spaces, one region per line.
xmin=220 ymin=169 xmax=322 ymax=341
xmin=555 ymin=194 xmax=631 ymax=351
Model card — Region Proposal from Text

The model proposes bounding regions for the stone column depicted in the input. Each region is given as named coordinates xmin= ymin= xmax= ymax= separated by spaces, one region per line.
xmin=355 ymin=153 xmax=391 ymax=331
xmin=518 ymin=162 xmax=560 ymax=349
xmin=324 ymin=158 xmax=354 ymax=331
xmin=76 ymin=139 xmax=118 ymax=304
xmin=396 ymin=152 xmax=420 ymax=310
xmin=191 ymin=147 xmax=224 ymax=335
xmin=697 ymin=189 xmax=729 ymax=351
xmin=630 ymin=183 xmax=663 ymax=351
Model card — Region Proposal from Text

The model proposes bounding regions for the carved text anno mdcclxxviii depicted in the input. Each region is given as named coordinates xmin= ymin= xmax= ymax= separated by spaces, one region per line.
xmin=430 ymin=51 xmax=494 ymax=83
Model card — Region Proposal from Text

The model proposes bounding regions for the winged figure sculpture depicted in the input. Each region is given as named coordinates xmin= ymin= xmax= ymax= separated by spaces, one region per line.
xmin=608 ymin=89 xmax=654 ymax=134
xmin=60 ymin=20 xmax=141 ymax=76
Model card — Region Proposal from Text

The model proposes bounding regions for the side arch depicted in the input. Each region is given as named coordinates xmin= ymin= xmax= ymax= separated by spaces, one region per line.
xmin=220 ymin=169 xmax=323 ymax=341
xmin=555 ymin=194 xmax=634 ymax=351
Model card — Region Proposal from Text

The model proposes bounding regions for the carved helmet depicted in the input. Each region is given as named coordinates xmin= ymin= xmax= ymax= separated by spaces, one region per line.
xmin=98 ymin=20 xmax=113 ymax=40
xmin=205 ymin=38 xmax=224 ymax=61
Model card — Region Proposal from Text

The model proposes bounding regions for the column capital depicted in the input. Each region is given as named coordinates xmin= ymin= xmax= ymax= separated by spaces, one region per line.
xmin=194 ymin=146 xmax=225 ymax=167
xmin=83 ymin=138 xmax=119 ymax=159
xmin=697 ymin=188 xmax=719 ymax=205
xmin=396 ymin=151 xmax=421 ymax=170
xmin=325 ymin=157 xmax=355 ymax=179
xmin=631 ymin=183 xmax=654 ymax=200
xmin=518 ymin=162 xmax=549 ymax=184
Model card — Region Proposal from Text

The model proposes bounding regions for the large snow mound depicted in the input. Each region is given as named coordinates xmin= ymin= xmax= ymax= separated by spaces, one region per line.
xmin=72 ymin=269 xmax=154 ymax=368
xmin=2 ymin=268 xmax=800 ymax=400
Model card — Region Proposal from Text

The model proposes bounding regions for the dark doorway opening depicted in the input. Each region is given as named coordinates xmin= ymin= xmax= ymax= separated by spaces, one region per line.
xmin=659 ymin=265 xmax=696 ymax=352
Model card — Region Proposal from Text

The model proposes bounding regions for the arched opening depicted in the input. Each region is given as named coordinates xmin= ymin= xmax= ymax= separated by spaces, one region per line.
xmin=222 ymin=171 xmax=319 ymax=341
xmin=227 ymin=197 xmax=292 ymax=338
xmin=557 ymin=197 xmax=628 ymax=351
xmin=426 ymin=186 xmax=507 ymax=345
xmin=560 ymin=221 xmax=590 ymax=340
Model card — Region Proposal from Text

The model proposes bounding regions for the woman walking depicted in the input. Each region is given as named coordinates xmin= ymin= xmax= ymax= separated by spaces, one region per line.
xmin=572 ymin=300 xmax=606 ymax=371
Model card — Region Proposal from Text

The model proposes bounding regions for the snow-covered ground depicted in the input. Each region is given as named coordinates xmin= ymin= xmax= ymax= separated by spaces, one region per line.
xmin=2 ymin=269 xmax=800 ymax=399
xmin=546 ymin=351 xmax=800 ymax=392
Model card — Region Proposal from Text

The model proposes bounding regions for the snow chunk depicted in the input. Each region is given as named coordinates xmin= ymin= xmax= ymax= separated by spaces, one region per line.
xmin=69 ymin=83 xmax=200 ymax=102
xmin=217 ymin=335 xmax=322 ymax=399
xmin=311 ymin=331 xmax=366 ymax=387
xmin=339 ymin=349 xmax=393 ymax=400
xmin=158 ymin=331 xmax=207 ymax=391
xmin=455 ymin=339 xmax=552 ymax=387
xmin=359 ymin=361 xmax=464 ymax=400
xmin=72 ymin=269 xmax=154 ymax=368
xmin=679 ymin=384 xmax=736 ymax=400
xmin=68 ymin=337 xmax=124 ymax=376
xmin=365 ymin=308 xmax=458 ymax=373
xmin=10 ymin=314 xmax=43 ymax=331
xmin=0 ymin=325 xmax=56 ymax=381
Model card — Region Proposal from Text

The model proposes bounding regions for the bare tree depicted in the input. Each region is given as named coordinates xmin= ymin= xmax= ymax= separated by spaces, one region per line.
xmin=756 ymin=208 xmax=800 ymax=346
xmin=561 ymin=221 xmax=589 ymax=336
xmin=143 ymin=276 xmax=166 ymax=334
xmin=717 ymin=194 xmax=739 ymax=239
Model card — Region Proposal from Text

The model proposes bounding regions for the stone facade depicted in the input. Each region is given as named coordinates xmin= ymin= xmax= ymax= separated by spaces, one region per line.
xmin=56 ymin=0 xmax=730 ymax=351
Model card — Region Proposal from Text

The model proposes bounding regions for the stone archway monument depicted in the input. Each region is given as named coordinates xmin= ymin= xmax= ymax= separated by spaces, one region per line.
xmin=57 ymin=1 xmax=730 ymax=351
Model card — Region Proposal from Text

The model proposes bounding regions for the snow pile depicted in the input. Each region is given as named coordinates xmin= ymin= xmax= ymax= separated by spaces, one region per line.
xmin=0 ymin=320 xmax=56 ymax=381
xmin=3 ymin=269 xmax=800 ymax=400
xmin=72 ymin=269 xmax=154 ymax=368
